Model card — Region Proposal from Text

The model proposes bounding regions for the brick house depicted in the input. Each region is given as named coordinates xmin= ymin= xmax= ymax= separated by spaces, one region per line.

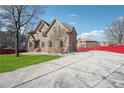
xmin=77 ymin=38 xmax=98 ymax=48
xmin=27 ymin=19 xmax=77 ymax=53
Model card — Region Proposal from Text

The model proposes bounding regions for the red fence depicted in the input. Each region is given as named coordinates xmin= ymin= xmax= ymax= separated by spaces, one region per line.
xmin=1 ymin=46 xmax=124 ymax=54
xmin=77 ymin=45 xmax=124 ymax=54
xmin=0 ymin=49 xmax=26 ymax=54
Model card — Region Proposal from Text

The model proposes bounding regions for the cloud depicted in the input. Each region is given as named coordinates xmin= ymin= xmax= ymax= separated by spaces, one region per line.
xmin=70 ymin=22 xmax=76 ymax=25
xmin=68 ymin=14 xmax=77 ymax=17
xmin=79 ymin=30 xmax=106 ymax=41
xmin=118 ymin=16 xmax=124 ymax=20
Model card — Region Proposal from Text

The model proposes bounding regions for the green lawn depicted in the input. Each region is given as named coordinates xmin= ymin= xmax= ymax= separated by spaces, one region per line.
xmin=0 ymin=54 xmax=61 ymax=73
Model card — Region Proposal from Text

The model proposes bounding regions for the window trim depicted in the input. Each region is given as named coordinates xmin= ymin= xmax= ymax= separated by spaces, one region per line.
xmin=29 ymin=42 xmax=33 ymax=48
xmin=60 ymin=39 xmax=64 ymax=48
xmin=48 ymin=40 xmax=52 ymax=47
xmin=41 ymin=41 xmax=45 ymax=47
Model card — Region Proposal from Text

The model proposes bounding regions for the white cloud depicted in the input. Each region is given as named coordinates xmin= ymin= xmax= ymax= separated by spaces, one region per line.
xmin=117 ymin=16 xmax=124 ymax=23
xmin=68 ymin=14 xmax=77 ymax=17
xmin=79 ymin=30 xmax=106 ymax=41
xmin=70 ymin=22 xmax=76 ymax=25
xmin=118 ymin=16 xmax=124 ymax=20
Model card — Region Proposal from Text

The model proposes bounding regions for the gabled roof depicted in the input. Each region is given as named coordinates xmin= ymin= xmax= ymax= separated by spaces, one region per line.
xmin=44 ymin=19 xmax=76 ymax=34
xmin=44 ymin=19 xmax=57 ymax=34
xmin=28 ymin=19 xmax=77 ymax=37
xmin=28 ymin=20 xmax=49 ymax=34
xmin=28 ymin=30 xmax=36 ymax=34
xmin=41 ymin=20 xmax=49 ymax=26
xmin=62 ymin=23 xmax=77 ymax=35
xmin=28 ymin=34 xmax=35 ymax=39
xmin=62 ymin=23 xmax=73 ymax=31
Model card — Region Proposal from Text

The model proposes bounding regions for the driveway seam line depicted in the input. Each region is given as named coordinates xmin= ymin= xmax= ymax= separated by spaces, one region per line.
xmin=12 ymin=52 xmax=94 ymax=88
xmin=45 ymin=62 xmax=94 ymax=75
xmin=91 ymin=64 xmax=124 ymax=88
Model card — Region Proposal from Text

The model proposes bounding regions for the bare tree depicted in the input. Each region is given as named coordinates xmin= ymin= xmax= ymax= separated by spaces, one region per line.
xmin=0 ymin=21 xmax=3 ymax=30
xmin=0 ymin=31 xmax=15 ymax=48
xmin=106 ymin=17 xmax=124 ymax=45
xmin=0 ymin=5 xmax=46 ymax=57
xmin=0 ymin=21 xmax=2 ymax=44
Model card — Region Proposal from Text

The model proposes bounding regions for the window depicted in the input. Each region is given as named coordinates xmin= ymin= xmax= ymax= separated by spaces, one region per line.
xmin=54 ymin=25 xmax=58 ymax=29
xmin=60 ymin=40 xmax=64 ymax=48
xmin=29 ymin=42 xmax=32 ymax=47
xmin=49 ymin=40 xmax=52 ymax=47
xmin=34 ymin=41 xmax=39 ymax=48
xmin=80 ymin=44 xmax=85 ymax=48
xmin=41 ymin=42 xmax=45 ymax=47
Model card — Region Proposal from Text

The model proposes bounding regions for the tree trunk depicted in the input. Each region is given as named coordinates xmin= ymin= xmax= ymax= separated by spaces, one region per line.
xmin=15 ymin=30 xmax=19 ymax=57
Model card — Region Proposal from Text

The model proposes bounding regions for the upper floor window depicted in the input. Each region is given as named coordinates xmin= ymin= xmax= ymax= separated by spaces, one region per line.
xmin=49 ymin=40 xmax=52 ymax=47
xmin=53 ymin=25 xmax=58 ymax=30
xmin=41 ymin=42 xmax=45 ymax=47
xmin=60 ymin=39 xmax=64 ymax=48
xmin=29 ymin=42 xmax=32 ymax=47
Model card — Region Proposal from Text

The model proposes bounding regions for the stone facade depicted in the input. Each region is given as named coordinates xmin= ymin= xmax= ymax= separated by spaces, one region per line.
xmin=27 ymin=19 xmax=77 ymax=53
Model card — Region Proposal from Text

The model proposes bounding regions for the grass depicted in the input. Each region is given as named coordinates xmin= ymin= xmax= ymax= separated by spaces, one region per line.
xmin=0 ymin=54 xmax=61 ymax=73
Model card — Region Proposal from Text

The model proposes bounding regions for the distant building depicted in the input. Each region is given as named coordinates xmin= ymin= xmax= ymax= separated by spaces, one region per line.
xmin=77 ymin=38 xmax=98 ymax=48
xmin=27 ymin=19 xmax=77 ymax=53
xmin=99 ymin=41 xmax=117 ymax=46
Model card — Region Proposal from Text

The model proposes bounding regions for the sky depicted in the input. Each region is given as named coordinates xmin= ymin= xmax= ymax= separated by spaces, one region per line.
xmin=40 ymin=5 xmax=124 ymax=41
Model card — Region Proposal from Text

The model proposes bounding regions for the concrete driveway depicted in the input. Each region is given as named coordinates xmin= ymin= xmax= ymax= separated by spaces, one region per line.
xmin=0 ymin=51 xmax=124 ymax=88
